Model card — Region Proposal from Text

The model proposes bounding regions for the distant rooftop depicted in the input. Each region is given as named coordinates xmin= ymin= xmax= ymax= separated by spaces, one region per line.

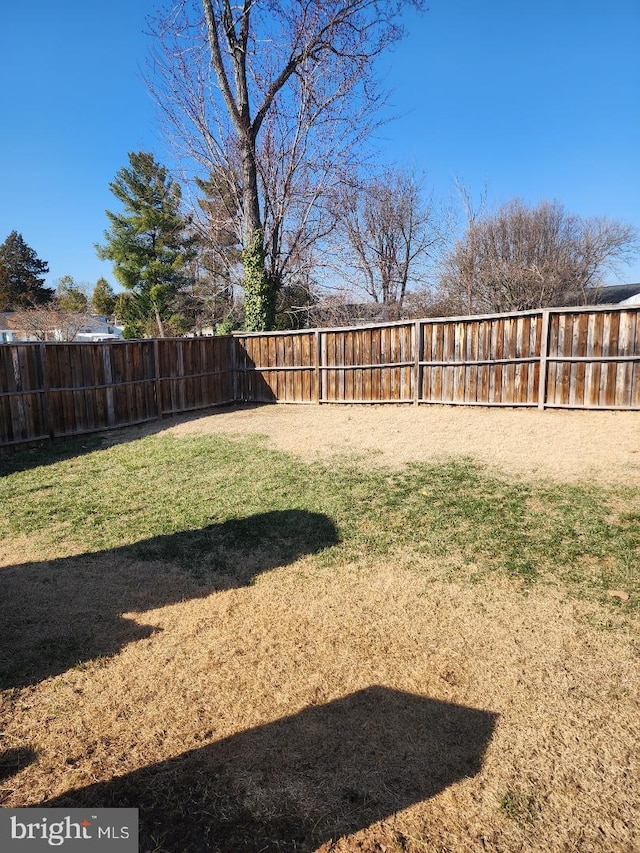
xmin=591 ymin=284 xmax=640 ymax=304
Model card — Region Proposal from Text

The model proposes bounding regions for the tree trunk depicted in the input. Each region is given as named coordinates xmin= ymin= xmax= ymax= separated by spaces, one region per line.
xmin=155 ymin=308 xmax=166 ymax=338
xmin=240 ymin=142 xmax=275 ymax=331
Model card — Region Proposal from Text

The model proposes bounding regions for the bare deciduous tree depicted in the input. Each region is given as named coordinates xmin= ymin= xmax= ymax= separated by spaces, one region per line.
xmin=148 ymin=0 xmax=423 ymax=330
xmin=448 ymin=179 xmax=488 ymax=315
xmin=330 ymin=169 xmax=447 ymax=312
xmin=438 ymin=198 xmax=639 ymax=314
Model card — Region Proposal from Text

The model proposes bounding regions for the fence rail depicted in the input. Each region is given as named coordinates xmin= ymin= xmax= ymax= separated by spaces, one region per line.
xmin=1 ymin=305 xmax=638 ymax=448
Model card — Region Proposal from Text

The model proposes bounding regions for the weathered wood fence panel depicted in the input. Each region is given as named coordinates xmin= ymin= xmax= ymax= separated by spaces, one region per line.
xmin=236 ymin=306 xmax=639 ymax=410
xmin=234 ymin=331 xmax=317 ymax=403
xmin=0 ymin=344 xmax=49 ymax=445
xmin=0 ymin=338 xmax=236 ymax=448
xmin=318 ymin=323 xmax=414 ymax=403
xmin=42 ymin=341 xmax=158 ymax=439
xmin=419 ymin=312 xmax=543 ymax=406
xmin=1 ymin=306 xmax=638 ymax=448
xmin=156 ymin=337 xmax=235 ymax=416
xmin=544 ymin=308 xmax=640 ymax=409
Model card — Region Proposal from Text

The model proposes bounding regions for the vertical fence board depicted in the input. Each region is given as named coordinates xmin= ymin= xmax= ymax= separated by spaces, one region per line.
xmin=546 ymin=314 xmax=560 ymax=405
xmin=434 ymin=322 xmax=444 ymax=402
xmin=501 ymin=317 xmax=514 ymax=403
xmin=561 ymin=313 xmax=574 ymax=405
xmin=632 ymin=314 xmax=640 ymax=408
xmin=517 ymin=316 xmax=529 ymax=403
xmin=603 ymin=313 xmax=617 ymax=407
xmin=590 ymin=312 xmax=604 ymax=406
xmin=354 ymin=330 xmax=363 ymax=401
xmin=606 ymin=312 xmax=620 ymax=408
xmin=441 ymin=323 xmax=452 ymax=401
xmin=479 ymin=320 xmax=491 ymax=404
xmin=372 ymin=326 xmax=381 ymax=401
xmin=573 ymin=312 xmax=589 ymax=406
xmin=615 ymin=311 xmax=633 ymax=407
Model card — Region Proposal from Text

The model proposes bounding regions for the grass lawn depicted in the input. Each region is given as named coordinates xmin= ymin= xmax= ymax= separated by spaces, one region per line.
xmin=0 ymin=416 xmax=638 ymax=852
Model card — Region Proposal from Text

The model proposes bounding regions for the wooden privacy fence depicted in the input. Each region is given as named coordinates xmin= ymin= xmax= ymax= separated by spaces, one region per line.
xmin=235 ymin=305 xmax=640 ymax=410
xmin=0 ymin=337 xmax=235 ymax=447
xmin=1 ymin=305 xmax=639 ymax=447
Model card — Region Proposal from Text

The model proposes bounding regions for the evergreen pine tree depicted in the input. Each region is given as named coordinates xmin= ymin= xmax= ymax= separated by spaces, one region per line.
xmin=91 ymin=277 xmax=116 ymax=316
xmin=55 ymin=275 xmax=88 ymax=313
xmin=0 ymin=231 xmax=53 ymax=310
xmin=96 ymin=152 xmax=194 ymax=336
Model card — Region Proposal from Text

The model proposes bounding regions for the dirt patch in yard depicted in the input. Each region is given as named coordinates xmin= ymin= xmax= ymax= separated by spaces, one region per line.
xmin=163 ymin=404 xmax=640 ymax=485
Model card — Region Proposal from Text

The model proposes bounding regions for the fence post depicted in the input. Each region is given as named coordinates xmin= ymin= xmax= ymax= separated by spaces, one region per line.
xmin=413 ymin=320 xmax=421 ymax=405
xmin=538 ymin=309 xmax=550 ymax=410
xmin=153 ymin=339 xmax=162 ymax=417
xmin=314 ymin=330 xmax=321 ymax=404
xmin=39 ymin=342 xmax=53 ymax=438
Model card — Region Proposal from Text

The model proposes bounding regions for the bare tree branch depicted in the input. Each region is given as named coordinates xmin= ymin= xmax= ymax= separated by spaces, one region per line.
xmin=330 ymin=169 xmax=447 ymax=307
xmin=437 ymin=198 xmax=640 ymax=313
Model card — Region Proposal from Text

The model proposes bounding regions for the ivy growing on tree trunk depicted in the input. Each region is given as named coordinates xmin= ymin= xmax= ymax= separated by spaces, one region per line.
xmin=242 ymin=231 xmax=276 ymax=332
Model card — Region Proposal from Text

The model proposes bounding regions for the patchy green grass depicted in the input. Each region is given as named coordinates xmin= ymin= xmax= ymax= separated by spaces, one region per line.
xmin=498 ymin=788 xmax=542 ymax=826
xmin=1 ymin=431 xmax=638 ymax=607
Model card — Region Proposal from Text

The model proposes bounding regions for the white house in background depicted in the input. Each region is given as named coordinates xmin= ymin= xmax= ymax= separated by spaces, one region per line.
xmin=619 ymin=291 xmax=640 ymax=306
xmin=0 ymin=313 xmax=124 ymax=343
xmin=0 ymin=313 xmax=35 ymax=342
xmin=72 ymin=316 xmax=124 ymax=342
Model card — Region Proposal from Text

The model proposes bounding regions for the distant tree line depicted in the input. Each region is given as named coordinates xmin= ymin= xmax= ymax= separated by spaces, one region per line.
xmin=0 ymin=231 xmax=119 ymax=340
xmin=3 ymin=167 xmax=638 ymax=342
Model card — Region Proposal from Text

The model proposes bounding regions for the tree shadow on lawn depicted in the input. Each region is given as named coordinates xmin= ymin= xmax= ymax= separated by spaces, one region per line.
xmin=0 ymin=747 xmax=38 ymax=783
xmin=40 ymin=686 xmax=498 ymax=852
xmin=0 ymin=509 xmax=338 ymax=689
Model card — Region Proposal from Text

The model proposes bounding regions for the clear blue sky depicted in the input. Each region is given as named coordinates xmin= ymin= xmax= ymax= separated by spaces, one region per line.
xmin=1 ymin=0 xmax=639 ymax=292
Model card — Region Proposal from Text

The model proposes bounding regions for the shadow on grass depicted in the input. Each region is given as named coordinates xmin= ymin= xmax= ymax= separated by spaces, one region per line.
xmin=40 ymin=686 xmax=497 ymax=852
xmin=0 ymin=747 xmax=38 ymax=783
xmin=0 ymin=510 xmax=338 ymax=689
xmin=0 ymin=402 xmax=268 ymax=477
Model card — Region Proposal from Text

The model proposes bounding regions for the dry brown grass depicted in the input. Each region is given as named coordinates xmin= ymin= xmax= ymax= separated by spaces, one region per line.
xmin=163 ymin=403 xmax=640 ymax=484
xmin=1 ymin=405 xmax=639 ymax=852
